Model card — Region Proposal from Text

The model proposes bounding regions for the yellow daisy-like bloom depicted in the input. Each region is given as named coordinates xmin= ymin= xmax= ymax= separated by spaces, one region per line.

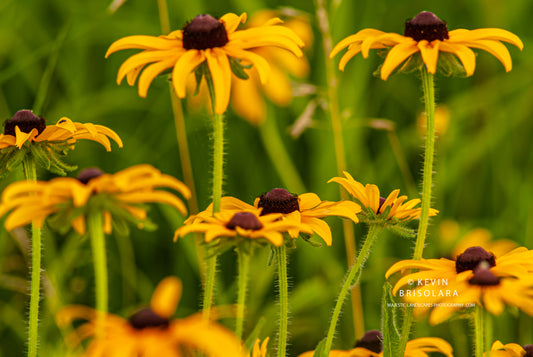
xmin=174 ymin=207 xmax=307 ymax=247
xmin=386 ymin=246 xmax=533 ymax=324
xmin=56 ymin=277 xmax=247 ymax=357
xmin=449 ymin=227 xmax=517 ymax=260
xmin=0 ymin=164 xmax=191 ymax=235
xmin=186 ymin=189 xmax=360 ymax=246
xmin=1 ymin=110 xmax=122 ymax=150
xmin=329 ymin=171 xmax=437 ymax=222
xmin=106 ymin=12 xmax=304 ymax=114
xmin=484 ymin=341 xmax=528 ymax=357
xmin=298 ymin=330 xmax=453 ymax=356
xmin=230 ymin=10 xmax=312 ymax=124
xmin=330 ymin=11 xmax=523 ymax=80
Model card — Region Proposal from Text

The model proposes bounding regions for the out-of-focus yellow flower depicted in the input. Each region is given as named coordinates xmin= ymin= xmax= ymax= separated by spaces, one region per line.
xmin=230 ymin=10 xmax=312 ymax=124
xmin=57 ymin=277 xmax=247 ymax=357
xmin=417 ymin=105 xmax=450 ymax=137
xmin=0 ymin=165 xmax=190 ymax=235
xmin=484 ymin=340 xmax=527 ymax=356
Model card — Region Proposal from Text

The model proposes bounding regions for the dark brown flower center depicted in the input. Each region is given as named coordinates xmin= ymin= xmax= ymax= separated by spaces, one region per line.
xmin=404 ymin=11 xmax=449 ymax=42
xmin=77 ymin=167 xmax=104 ymax=184
xmin=523 ymin=345 xmax=533 ymax=357
xmin=455 ymin=246 xmax=496 ymax=273
xmin=4 ymin=110 xmax=46 ymax=136
xmin=354 ymin=330 xmax=383 ymax=353
xmin=226 ymin=212 xmax=263 ymax=230
xmin=182 ymin=14 xmax=228 ymax=50
xmin=468 ymin=267 xmax=500 ymax=286
xmin=129 ymin=307 xmax=169 ymax=330
xmin=257 ymin=188 xmax=300 ymax=215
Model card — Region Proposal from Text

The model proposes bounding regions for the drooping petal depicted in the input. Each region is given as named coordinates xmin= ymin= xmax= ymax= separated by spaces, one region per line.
xmin=449 ymin=28 xmax=524 ymax=50
xmin=463 ymin=39 xmax=514 ymax=72
xmin=106 ymin=35 xmax=180 ymax=57
xmin=380 ymin=42 xmax=419 ymax=80
xmin=171 ymin=50 xmax=206 ymax=99
xmin=205 ymin=49 xmax=232 ymax=114
xmin=417 ymin=40 xmax=441 ymax=74
xmin=115 ymin=191 xmax=188 ymax=215
xmin=224 ymin=46 xmax=271 ymax=84
xmin=138 ymin=56 xmax=180 ymax=97
xmin=439 ymin=42 xmax=476 ymax=76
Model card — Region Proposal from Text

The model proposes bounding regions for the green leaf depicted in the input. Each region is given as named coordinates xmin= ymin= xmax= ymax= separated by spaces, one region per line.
xmin=6 ymin=148 xmax=27 ymax=171
xmin=230 ymin=57 xmax=250 ymax=80
xmin=381 ymin=282 xmax=399 ymax=357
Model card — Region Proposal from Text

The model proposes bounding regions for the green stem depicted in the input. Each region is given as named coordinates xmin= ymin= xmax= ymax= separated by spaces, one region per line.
xmin=474 ymin=305 xmax=484 ymax=357
xmin=236 ymin=245 xmax=251 ymax=339
xmin=323 ymin=224 xmax=383 ymax=356
xmin=413 ymin=68 xmax=436 ymax=260
xmin=88 ymin=210 xmax=108 ymax=337
xmin=259 ymin=111 xmax=305 ymax=193
xmin=212 ymin=112 xmax=224 ymax=213
xmin=23 ymin=157 xmax=41 ymax=357
xmin=315 ymin=0 xmax=365 ymax=338
xmin=484 ymin=310 xmax=493 ymax=353
xmin=277 ymin=243 xmax=289 ymax=357
xmin=398 ymin=68 xmax=436 ymax=356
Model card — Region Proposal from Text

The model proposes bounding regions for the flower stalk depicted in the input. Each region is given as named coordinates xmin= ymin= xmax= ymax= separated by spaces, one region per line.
xmin=277 ymin=243 xmax=289 ymax=357
xmin=23 ymin=156 xmax=41 ymax=357
xmin=88 ymin=210 xmax=108 ymax=337
xmin=475 ymin=305 xmax=485 ymax=357
xmin=323 ymin=224 xmax=383 ymax=356
xmin=236 ymin=245 xmax=251 ymax=339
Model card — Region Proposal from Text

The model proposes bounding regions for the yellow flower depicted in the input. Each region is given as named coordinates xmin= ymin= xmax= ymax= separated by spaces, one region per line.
xmin=175 ymin=207 xmax=306 ymax=247
xmin=330 ymin=11 xmax=523 ymax=80
xmin=298 ymin=330 xmax=453 ymax=356
xmin=329 ymin=171 xmax=437 ymax=222
xmin=386 ymin=246 xmax=533 ymax=324
xmin=1 ymin=110 xmax=122 ymax=150
xmin=56 ymin=277 xmax=247 ymax=357
xmin=106 ymin=12 xmax=304 ymax=114
xmin=186 ymin=190 xmax=360 ymax=246
xmin=484 ymin=341 xmax=528 ymax=357
xmin=448 ymin=226 xmax=518 ymax=260
xmin=230 ymin=10 xmax=312 ymax=124
xmin=0 ymin=164 xmax=191 ymax=235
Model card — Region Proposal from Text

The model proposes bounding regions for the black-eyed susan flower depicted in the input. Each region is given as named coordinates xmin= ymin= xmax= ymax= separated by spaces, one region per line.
xmin=0 ymin=164 xmax=191 ymax=235
xmin=106 ymin=12 xmax=304 ymax=114
xmin=330 ymin=11 xmax=523 ymax=80
xmin=57 ymin=276 xmax=247 ymax=357
xmin=329 ymin=171 xmax=437 ymax=224
xmin=175 ymin=207 xmax=307 ymax=247
xmin=386 ymin=246 xmax=533 ymax=324
xmin=484 ymin=341 xmax=528 ymax=357
xmin=298 ymin=330 xmax=453 ymax=356
xmin=0 ymin=110 xmax=122 ymax=176
xmin=230 ymin=10 xmax=312 ymax=124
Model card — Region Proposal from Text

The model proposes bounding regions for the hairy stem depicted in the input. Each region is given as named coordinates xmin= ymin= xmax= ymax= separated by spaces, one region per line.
xmin=277 ymin=244 xmax=289 ymax=357
xmin=88 ymin=210 xmax=108 ymax=338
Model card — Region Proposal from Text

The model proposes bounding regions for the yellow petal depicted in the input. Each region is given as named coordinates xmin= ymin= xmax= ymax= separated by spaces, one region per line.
xmin=338 ymin=44 xmax=362 ymax=71
xmin=231 ymin=74 xmax=265 ymax=124
xmin=302 ymin=217 xmax=332 ymax=246
xmin=14 ymin=127 xmax=38 ymax=148
xmin=116 ymin=191 xmax=188 ymax=215
xmin=223 ymin=46 xmax=271 ymax=84
xmin=205 ymin=49 xmax=231 ymax=115
xmin=150 ymin=276 xmax=182 ymax=318
xmin=464 ymin=39 xmax=513 ymax=72
xmin=138 ymin=56 xmax=179 ymax=97
xmin=172 ymin=50 xmax=205 ymax=98
xmin=298 ymin=192 xmax=322 ymax=210
xmin=105 ymin=35 xmax=179 ymax=57
xmin=449 ymin=28 xmax=523 ymax=50
xmin=439 ymin=42 xmax=476 ymax=76
xmin=330 ymin=29 xmax=385 ymax=58
xmin=116 ymin=49 xmax=178 ymax=85
xmin=220 ymin=12 xmax=247 ymax=34
xmin=417 ymin=40 xmax=440 ymax=74
xmin=380 ymin=42 xmax=419 ymax=80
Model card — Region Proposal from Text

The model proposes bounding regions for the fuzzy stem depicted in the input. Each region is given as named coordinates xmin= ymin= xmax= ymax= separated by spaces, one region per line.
xmin=397 ymin=68 xmax=437 ymax=356
xmin=475 ymin=305 xmax=485 ymax=357
xmin=484 ymin=310 xmax=493 ymax=353
xmin=323 ymin=224 xmax=383 ymax=356
xmin=315 ymin=0 xmax=365 ymax=338
xmin=259 ymin=111 xmax=305 ymax=193
xmin=88 ymin=210 xmax=108 ymax=337
xmin=235 ymin=245 xmax=251 ymax=339
xmin=413 ymin=68 xmax=436 ymax=260
xmin=277 ymin=243 xmax=289 ymax=357
xmin=23 ymin=157 xmax=41 ymax=357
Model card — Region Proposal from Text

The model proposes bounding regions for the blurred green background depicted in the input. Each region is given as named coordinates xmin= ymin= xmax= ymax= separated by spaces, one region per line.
xmin=1 ymin=0 xmax=532 ymax=355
